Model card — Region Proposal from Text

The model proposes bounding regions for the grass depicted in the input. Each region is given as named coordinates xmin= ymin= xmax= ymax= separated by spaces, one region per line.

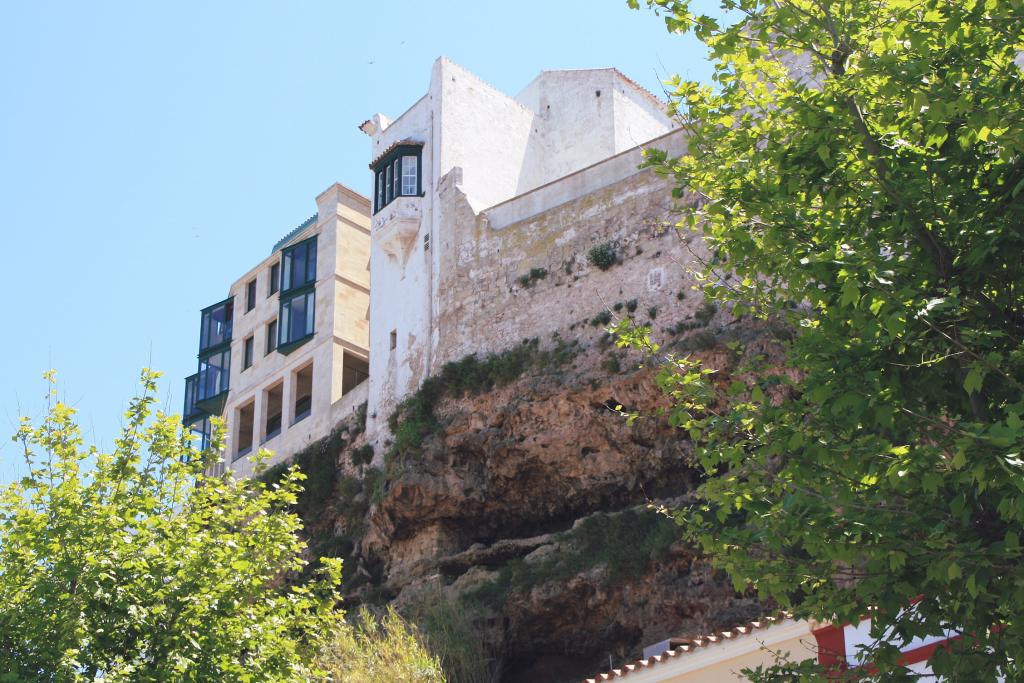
xmin=405 ymin=590 xmax=501 ymax=683
xmin=464 ymin=508 xmax=679 ymax=611
xmin=385 ymin=338 xmax=579 ymax=471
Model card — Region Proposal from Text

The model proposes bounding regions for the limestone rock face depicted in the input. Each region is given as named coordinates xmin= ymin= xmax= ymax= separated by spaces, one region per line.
xmin=299 ymin=350 xmax=767 ymax=682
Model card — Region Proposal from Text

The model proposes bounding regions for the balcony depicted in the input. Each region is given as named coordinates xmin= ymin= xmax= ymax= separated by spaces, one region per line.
xmin=375 ymin=196 xmax=423 ymax=265
xmin=199 ymin=297 xmax=234 ymax=354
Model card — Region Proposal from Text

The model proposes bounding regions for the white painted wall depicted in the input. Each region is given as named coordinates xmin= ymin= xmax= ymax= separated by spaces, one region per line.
xmin=361 ymin=58 xmax=677 ymax=445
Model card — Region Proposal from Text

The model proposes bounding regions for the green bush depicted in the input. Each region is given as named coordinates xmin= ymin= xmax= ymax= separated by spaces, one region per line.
xmin=586 ymin=242 xmax=618 ymax=271
xmin=647 ymin=306 xmax=658 ymax=320
xmin=694 ymin=300 xmax=717 ymax=325
xmin=352 ymin=444 xmax=374 ymax=468
xmin=625 ymin=299 xmax=638 ymax=313
xmin=590 ymin=310 xmax=612 ymax=327
xmin=601 ymin=353 xmax=622 ymax=374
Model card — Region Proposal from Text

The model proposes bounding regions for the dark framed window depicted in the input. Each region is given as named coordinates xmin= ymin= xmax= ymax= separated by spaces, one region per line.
xmin=281 ymin=237 xmax=317 ymax=292
xmin=245 ymin=279 xmax=256 ymax=312
xmin=197 ymin=348 xmax=230 ymax=401
xmin=269 ymin=262 xmax=280 ymax=296
xmin=266 ymin=320 xmax=278 ymax=355
xmin=279 ymin=290 xmax=315 ymax=348
xmin=198 ymin=298 xmax=233 ymax=353
xmin=372 ymin=144 xmax=422 ymax=213
xmin=242 ymin=336 xmax=254 ymax=370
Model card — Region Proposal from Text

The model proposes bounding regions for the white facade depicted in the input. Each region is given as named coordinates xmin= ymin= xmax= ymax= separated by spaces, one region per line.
xmin=361 ymin=58 xmax=677 ymax=441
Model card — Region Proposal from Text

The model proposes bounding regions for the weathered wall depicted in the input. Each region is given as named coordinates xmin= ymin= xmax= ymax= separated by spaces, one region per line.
xmin=432 ymin=131 xmax=706 ymax=371
xmin=513 ymin=69 xmax=674 ymax=194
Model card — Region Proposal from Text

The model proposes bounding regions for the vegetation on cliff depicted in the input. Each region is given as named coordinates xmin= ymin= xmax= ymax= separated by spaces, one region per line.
xmin=631 ymin=0 xmax=1024 ymax=678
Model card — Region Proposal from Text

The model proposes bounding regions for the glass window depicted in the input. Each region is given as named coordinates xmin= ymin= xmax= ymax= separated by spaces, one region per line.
xmin=279 ymin=290 xmax=315 ymax=346
xmin=191 ymin=417 xmax=211 ymax=452
xmin=197 ymin=348 xmax=230 ymax=401
xmin=401 ymin=155 xmax=418 ymax=196
xmin=372 ymin=146 xmax=422 ymax=214
xmin=246 ymin=279 xmax=256 ymax=312
xmin=266 ymin=320 xmax=278 ymax=354
xmin=243 ymin=336 xmax=254 ymax=369
xmin=281 ymin=237 xmax=317 ymax=292
xmin=269 ymin=262 xmax=280 ymax=296
xmin=199 ymin=299 xmax=233 ymax=352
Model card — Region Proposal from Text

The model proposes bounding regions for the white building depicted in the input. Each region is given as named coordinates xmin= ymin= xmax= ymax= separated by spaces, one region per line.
xmin=360 ymin=57 xmax=677 ymax=440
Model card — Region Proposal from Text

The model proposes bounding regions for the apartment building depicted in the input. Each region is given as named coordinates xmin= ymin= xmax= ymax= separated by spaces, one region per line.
xmin=183 ymin=183 xmax=371 ymax=478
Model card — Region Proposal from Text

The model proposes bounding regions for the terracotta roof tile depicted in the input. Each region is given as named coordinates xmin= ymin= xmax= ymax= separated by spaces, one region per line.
xmin=582 ymin=612 xmax=795 ymax=682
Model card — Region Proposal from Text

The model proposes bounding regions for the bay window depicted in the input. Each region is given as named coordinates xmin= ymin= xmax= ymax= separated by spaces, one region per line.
xmin=372 ymin=144 xmax=422 ymax=213
xmin=281 ymin=236 xmax=317 ymax=292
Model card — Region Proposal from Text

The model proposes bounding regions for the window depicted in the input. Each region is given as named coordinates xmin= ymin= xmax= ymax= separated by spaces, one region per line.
xmin=266 ymin=320 xmax=278 ymax=355
xmin=199 ymin=298 xmax=233 ymax=352
xmin=234 ymin=401 xmax=255 ymax=460
xmin=263 ymin=383 xmax=283 ymax=442
xmin=279 ymin=290 xmax=315 ymax=348
xmin=242 ymin=336 xmax=254 ymax=370
xmin=402 ymin=156 xmax=418 ymax=196
xmin=246 ymin=279 xmax=257 ymax=312
xmin=390 ymin=329 xmax=397 ymax=351
xmin=281 ymin=237 xmax=317 ymax=292
xmin=293 ymin=363 xmax=313 ymax=424
xmin=372 ymin=144 xmax=422 ymax=213
xmin=342 ymin=353 xmax=369 ymax=395
xmin=269 ymin=262 xmax=280 ymax=296
xmin=197 ymin=348 xmax=230 ymax=401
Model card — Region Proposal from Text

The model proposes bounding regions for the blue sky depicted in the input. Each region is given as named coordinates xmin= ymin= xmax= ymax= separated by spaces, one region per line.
xmin=0 ymin=1 xmax=715 ymax=481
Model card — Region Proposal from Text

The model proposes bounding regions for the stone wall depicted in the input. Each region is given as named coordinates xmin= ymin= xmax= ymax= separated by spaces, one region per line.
xmin=432 ymin=131 xmax=709 ymax=371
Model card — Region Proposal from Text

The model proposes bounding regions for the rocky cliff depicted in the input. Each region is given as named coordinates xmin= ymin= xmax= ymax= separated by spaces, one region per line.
xmin=272 ymin=319 xmax=768 ymax=683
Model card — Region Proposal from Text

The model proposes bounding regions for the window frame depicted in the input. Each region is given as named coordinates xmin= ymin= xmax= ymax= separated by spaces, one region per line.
xmin=198 ymin=297 xmax=234 ymax=354
xmin=278 ymin=289 xmax=315 ymax=353
xmin=280 ymin=236 xmax=317 ymax=293
xmin=372 ymin=144 xmax=423 ymax=214
xmin=245 ymin=279 xmax=257 ymax=312
xmin=269 ymin=262 xmax=280 ymax=296
xmin=242 ymin=336 xmax=254 ymax=370
xmin=266 ymin=320 xmax=278 ymax=355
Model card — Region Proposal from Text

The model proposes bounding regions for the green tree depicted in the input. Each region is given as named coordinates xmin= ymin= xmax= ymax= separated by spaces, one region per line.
xmin=0 ymin=370 xmax=343 ymax=682
xmin=625 ymin=0 xmax=1024 ymax=679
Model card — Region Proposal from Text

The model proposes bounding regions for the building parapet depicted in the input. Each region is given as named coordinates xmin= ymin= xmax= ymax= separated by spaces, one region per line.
xmin=483 ymin=128 xmax=688 ymax=231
